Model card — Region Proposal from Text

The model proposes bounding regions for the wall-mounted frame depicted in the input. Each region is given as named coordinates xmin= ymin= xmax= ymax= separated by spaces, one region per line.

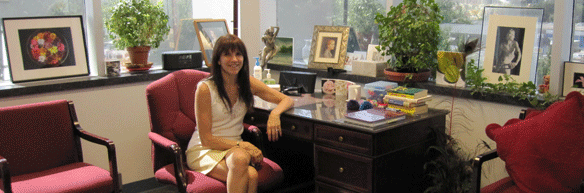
xmin=562 ymin=62 xmax=584 ymax=96
xmin=308 ymin=25 xmax=350 ymax=70
xmin=193 ymin=19 xmax=230 ymax=67
xmin=270 ymin=37 xmax=294 ymax=65
xmin=2 ymin=15 xmax=89 ymax=83
xmin=479 ymin=7 xmax=544 ymax=84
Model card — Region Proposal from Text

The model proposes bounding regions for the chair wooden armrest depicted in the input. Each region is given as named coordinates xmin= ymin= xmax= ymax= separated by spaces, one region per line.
xmin=69 ymin=102 xmax=120 ymax=193
xmin=471 ymin=149 xmax=499 ymax=193
xmin=242 ymin=123 xmax=264 ymax=151
xmin=0 ymin=155 xmax=12 ymax=193
xmin=148 ymin=132 xmax=188 ymax=192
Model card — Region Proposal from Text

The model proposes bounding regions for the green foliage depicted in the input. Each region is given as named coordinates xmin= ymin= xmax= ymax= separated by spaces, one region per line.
xmin=536 ymin=48 xmax=552 ymax=86
xmin=424 ymin=129 xmax=489 ymax=193
xmin=105 ymin=0 xmax=170 ymax=49
xmin=375 ymin=0 xmax=443 ymax=73
xmin=436 ymin=0 xmax=472 ymax=24
xmin=279 ymin=45 xmax=293 ymax=54
xmin=465 ymin=59 xmax=560 ymax=109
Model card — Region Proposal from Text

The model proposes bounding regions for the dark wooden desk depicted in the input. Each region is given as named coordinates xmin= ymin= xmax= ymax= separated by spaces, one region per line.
xmin=245 ymin=94 xmax=449 ymax=193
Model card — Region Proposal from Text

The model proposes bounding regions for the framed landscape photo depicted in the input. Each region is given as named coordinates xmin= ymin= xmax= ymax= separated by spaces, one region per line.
xmin=2 ymin=15 xmax=89 ymax=83
xmin=270 ymin=37 xmax=294 ymax=65
xmin=193 ymin=19 xmax=230 ymax=67
xmin=308 ymin=25 xmax=350 ymax=69
xmin=479 ymin=7 xmax=544 ymax=84
xmin=562 ymin=62 xmax=584 ymax=96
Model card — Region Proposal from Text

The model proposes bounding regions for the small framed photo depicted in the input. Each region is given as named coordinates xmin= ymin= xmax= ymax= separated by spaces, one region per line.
xmin=193 ymin=19 xmax=230 ymax=67
xmin=270 ymin=37 xmax=294 ymax=65
xmin=308 ymin=25 xmax=350 ymax=70
xmin=562 ymin=62 xmax=584 ymax=96
xmin=2 ymin=16 xmax=89 ymax=83
xmin=366 ymin=44 xmax=390 ymax=62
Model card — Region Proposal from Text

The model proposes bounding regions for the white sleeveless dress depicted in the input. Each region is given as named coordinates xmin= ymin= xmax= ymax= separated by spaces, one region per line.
xmin=185 ymin=79 xmax=246 ymax=174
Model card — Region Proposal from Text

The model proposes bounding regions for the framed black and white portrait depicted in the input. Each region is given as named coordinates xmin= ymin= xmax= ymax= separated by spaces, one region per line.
xmin=480 ymin=7 xmax=544 ymax=84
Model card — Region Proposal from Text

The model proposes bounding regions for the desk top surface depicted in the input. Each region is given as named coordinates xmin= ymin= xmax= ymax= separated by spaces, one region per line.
xmin=253 ymin=93 xmax=449 ymax=133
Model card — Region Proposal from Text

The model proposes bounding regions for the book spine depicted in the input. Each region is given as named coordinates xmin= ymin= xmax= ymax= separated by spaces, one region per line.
xmin=385 ymin=99 xmax=424 ymax=108
xmin=383 ymin=94 xmax=431 ymax=103
xmin=385 ymin=104 xmax=416 ymax=115
xmin=386 ymin=92 xmax=415 ymax=99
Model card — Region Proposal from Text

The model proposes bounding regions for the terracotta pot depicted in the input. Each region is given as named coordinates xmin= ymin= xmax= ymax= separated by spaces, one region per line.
xmin=383 ymin=68 xmax=431 ymax=82
xmin=126 ymin=46 xmax=151 ymax=65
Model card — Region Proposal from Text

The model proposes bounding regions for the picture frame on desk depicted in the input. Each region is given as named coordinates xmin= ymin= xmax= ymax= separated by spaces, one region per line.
xmin=193 ymin=19 xmax=230 ymax=67
xmin=270 ymin=37 xmax=294 ymax=65
xmin=308 ymin=25 xmax=350 ymax=70
xmin=2 ymin=15 xmax=89 ymax=83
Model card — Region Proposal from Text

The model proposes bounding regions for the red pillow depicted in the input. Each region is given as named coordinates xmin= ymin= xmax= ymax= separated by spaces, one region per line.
xmin=485 ymin=91 xmax=584 ymax=193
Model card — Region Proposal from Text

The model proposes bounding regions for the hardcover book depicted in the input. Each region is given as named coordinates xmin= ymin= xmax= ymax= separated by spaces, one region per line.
xmin=387 ymin=86 xmax=428 ymax=99
xmin=385 ymin=103 xmax=428 ymax=115
xmin=383 ymin=95 xmax=432 ymax=107
xmin=344 ymin=108 xmax=407 ymax=128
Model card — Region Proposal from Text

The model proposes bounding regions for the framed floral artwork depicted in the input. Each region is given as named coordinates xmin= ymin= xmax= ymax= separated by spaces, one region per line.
xmin=562 ymin=62 xmax=584 ymax=96
xmin=308 ymin=25 xmax=350 ymax=70
xmin=2 ymin=15 xmax=89 ymax=83
xmin=193 ymin=19 xmax=229 ymax=67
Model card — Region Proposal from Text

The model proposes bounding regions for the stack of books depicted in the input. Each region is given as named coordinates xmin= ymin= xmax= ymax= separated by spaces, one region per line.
xmin=383 ymin=86 xmax=431 ymax=115
xmin=343 ymin=108 xmax=407 ymax=129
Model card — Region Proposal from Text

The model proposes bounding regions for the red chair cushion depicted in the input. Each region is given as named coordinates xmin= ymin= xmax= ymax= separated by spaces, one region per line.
xmin=485 ymin=91 xmax=584 ymax=193
xmin=154 ymin=158 xmax=282 ymax=193
xmin=9 ymin=162 xmax=113 ymax=193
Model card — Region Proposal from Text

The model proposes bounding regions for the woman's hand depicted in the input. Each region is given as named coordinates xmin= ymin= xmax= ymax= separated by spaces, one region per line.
xmin=267 ymin=113 xmax=282 ymax=142
xmin=239 ymin=141 xmax=263 ymax=166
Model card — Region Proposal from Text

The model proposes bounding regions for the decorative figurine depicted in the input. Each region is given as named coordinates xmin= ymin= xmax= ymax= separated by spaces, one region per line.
xmin=260 ymin=26 xmax=279 ymax=69
xmin=539 ymin=75 xmax=550 ymax=94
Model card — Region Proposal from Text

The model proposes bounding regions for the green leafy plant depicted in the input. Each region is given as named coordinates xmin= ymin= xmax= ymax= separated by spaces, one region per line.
xmin=375 ymin=0 xmax=443 ymax=73
xmin=465 ymin=59 xmax=560 ymax=109
xmin=424 ymin=127 xmax=491 ymax=193
xmin=105 ymin=0 xmax=170 ymax=50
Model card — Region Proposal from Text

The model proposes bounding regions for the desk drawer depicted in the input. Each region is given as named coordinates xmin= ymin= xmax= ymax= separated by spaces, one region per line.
xmin=315 ymin=146 xmax=372 ymax=192
xmin=315 ymin=124 xmax=372 ymax=155
xmin=281 ymin=116 xmax=313 ymax=140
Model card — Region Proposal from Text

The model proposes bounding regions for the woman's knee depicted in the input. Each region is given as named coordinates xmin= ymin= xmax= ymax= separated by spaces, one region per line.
xmin=226 ymin=148 xmax=251 ymax=169
xmin=247 ymin=166 xmax=258 ymax=181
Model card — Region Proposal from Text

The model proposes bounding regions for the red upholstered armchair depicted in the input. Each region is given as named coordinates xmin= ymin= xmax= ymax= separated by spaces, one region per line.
xmin=145 ymin=69 xmax=283 ymax=193
xmin=0 ymin=100 xmax=120 ymax=193
xmin=472 ymin=102 xmax=584 ymax=193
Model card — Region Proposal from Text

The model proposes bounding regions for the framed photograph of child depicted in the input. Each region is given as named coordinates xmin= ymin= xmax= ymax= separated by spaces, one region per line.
xmin=308 ymin=25 xmax=350 ymax=70
xmin=562 ymin=62 xmax=584 ymax=96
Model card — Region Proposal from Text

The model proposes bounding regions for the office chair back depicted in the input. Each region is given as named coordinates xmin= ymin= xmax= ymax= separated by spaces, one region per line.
xmin=0 ymin=100 xmax=82 ymax=176
xmin=146 ymin=69 xmax=210 ymax=172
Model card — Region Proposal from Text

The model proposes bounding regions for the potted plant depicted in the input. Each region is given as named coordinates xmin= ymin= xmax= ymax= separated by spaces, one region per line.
xmin=105 ymin=0 xmax=170 ymax=71
xmin=375 ymin=0 xmax=442 ymax=82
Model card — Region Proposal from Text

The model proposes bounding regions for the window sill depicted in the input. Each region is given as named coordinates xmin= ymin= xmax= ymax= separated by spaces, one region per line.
xmin=268 ymin=63 xmax=537 ymax=108
xmin=0 ymin=67 xmax=210 ymax=99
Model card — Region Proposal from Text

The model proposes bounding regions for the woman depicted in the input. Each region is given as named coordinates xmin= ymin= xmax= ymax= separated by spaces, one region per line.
xmin=186 ymin=34 xmax=294 ymax=193
xmin=321 ymin=39 xmax=336 ymax=58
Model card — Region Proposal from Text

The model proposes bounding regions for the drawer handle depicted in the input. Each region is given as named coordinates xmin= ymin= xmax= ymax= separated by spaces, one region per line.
xmin=339 ymin=167 xmax=344 ymax=173
xmin=338 ymin=136 xmax=344 ymax=142
xmin=250 ymin=116 xmax=255 ymax=121
xmin=290 ymin=125 xmax=296 ymax=131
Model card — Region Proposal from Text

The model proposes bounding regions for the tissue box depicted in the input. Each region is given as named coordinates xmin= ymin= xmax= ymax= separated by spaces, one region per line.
xmin=352 ymin=60 xmax=386 ymax=77
xmin=363 ymin=81 xmax=398 ymax=102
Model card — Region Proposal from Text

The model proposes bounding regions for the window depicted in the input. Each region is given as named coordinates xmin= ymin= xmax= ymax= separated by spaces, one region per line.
xmin=273 ymin=0 xmax=386 ymax=62
xmin=572 ymin=0 xmax=584 ymax=62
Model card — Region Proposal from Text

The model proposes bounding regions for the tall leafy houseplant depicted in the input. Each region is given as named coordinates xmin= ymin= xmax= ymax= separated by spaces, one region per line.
xmin=375 ymin=0 xmax=442 ymax=79
xmin=105 ymin=0 xmax=170 ymax=69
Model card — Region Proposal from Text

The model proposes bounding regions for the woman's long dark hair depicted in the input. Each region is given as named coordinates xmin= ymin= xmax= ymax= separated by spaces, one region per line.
xmin=209 ymin=34 xmax=254 ymax=112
